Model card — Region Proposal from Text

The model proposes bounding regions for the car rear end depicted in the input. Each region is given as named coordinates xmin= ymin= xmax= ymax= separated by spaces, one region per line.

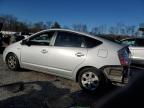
xmin=104 ymin=47 xmax=130 ymax=84
xmin=95 ymin=37 xmax=130 ymax=84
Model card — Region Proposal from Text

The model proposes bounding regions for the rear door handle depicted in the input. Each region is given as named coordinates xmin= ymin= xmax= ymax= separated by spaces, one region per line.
xmin=75 ymin=52 xmax=85 ymax=57
xmin=41 ymin=49 xmax=48 ymax=54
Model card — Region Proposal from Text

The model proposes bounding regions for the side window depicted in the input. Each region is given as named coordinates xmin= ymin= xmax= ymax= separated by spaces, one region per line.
xmin=29 ymin=31 xmax=54 ymax=46
xmin=84 ymin=37 xmax=102 ymax=48
xmin=54 ymin=32 xmax=85 ymax=48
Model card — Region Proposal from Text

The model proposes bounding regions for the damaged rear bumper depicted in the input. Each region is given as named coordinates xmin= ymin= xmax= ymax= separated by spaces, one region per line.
xmin=101 ymin=65 xmax=129 ymax=84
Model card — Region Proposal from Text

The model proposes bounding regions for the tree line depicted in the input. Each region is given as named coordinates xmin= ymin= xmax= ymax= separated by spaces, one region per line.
xmin=0 ymin=14 xmax=142 ymax=36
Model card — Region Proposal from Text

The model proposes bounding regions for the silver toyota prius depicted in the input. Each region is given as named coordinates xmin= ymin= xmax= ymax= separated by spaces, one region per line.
xmin=3 ymin=29 xmax=129 ymax=92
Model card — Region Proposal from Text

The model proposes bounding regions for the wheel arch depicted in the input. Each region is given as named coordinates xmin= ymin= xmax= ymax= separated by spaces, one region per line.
xmin=5 ymin=52 xmax=21 ymax=71
xmin=75 ymin=66 xmax=107 ymax=82
xmin=5 ymin=52 xmax=16 ymax=61
xmin=5 ymin=52 xmax=20 ymax=66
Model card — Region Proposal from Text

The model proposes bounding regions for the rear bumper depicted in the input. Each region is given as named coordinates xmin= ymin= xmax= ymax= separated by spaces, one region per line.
xmin=101 ymin=65 xmax=129 ymax=84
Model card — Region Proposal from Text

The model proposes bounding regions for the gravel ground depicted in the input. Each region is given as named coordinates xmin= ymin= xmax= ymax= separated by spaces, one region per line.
xmin=0 ymin=54 xmax=133 ymax=108
xmin=0 ymin=54 xmax=80 ymax=90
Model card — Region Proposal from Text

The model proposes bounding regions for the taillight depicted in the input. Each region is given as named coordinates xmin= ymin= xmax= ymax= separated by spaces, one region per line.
xmin=118 ymin=48 xmax=129 ymax=66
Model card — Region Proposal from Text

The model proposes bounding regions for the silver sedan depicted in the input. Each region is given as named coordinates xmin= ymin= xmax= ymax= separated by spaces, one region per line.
xmin=3 ymin=29 xmax=129 ymax=92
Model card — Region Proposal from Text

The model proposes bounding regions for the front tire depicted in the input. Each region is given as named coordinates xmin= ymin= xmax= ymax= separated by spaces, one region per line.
xmin=6 ymin=53 xmax=20 ymax=71
xmin=78 ymin=67 xmax=105 ymax=92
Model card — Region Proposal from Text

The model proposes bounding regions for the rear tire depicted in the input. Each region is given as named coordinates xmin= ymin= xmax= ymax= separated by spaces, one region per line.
xmin=6 ymin=53 xmax=20 ymax=71
xmin=78 ymin=67 xmax=106 ymax=92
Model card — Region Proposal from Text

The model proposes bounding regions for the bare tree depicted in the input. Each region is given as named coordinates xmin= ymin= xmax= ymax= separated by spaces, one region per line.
xmin=0 ymin=14 xmax=141 ymax=37
xmin=46 ymin=21 xmax=53 ymax=29
xmin=72 ymin=24 xmax=88 ymax=32
xmin=63 ymin=26 xmax=69 ymax=29
xmin=51 ymin=22 xmax=61 ymax=29
xmin=91 ymin=27 xmax=100 ymax=35
xmin=109 ymin=27 xmax=115 ymax=34
xmin=0 ymin=14 xmax=17 ymax=31
xmin=100 ymin=25 xmax=106 ymax=34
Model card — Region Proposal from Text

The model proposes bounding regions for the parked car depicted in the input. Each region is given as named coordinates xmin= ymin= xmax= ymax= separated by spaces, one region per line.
xmin=120 ymin=38 xmax=144 ymax=64
xmin=3 ymin=29 xmax=129 ymax=92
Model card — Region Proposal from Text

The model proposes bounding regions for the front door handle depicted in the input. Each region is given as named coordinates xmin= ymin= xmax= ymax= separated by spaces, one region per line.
xmin=41 ymin=49 xmax=48 ymax=54
xmin=75 ymin=52 xmax=84 ymax=57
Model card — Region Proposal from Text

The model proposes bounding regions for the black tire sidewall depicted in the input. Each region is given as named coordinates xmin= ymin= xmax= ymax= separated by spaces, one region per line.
xmin=6 ymin=53 xmax=20 ymax=71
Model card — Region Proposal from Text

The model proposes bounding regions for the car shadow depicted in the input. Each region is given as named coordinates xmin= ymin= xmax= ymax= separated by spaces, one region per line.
xmin=70 ymin=84 xmax=118 ymax=107
xmin=0 ymin=81 xmax=70 ymax=108
xmin=92 ymin=69 xmax=144 ymax=108
xmin=0 ymin=81 xmax=118 ymax=108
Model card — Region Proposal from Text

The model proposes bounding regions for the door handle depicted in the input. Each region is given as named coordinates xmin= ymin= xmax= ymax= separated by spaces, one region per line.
xmin=41 ymin=49 xmax=48 ymax=54
xmin=75 ymin=52 xmax=84 ymax=57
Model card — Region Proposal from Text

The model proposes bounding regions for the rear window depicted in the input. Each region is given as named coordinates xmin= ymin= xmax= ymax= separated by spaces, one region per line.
xmin=84 ymin=37 xmax=102 ymax=48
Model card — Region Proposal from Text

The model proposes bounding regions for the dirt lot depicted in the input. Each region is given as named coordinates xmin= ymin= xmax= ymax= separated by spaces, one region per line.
xmin=0 ymin=53 xmax=142 ymax=108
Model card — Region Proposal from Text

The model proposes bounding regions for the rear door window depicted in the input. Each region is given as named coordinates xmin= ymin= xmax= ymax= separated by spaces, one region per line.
xmin=54 ymin=31 xmax=85 ymax=48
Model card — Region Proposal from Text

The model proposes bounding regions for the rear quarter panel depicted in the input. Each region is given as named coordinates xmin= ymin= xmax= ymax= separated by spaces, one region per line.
xmin=72 ymin=42 xmax=122 ymax=81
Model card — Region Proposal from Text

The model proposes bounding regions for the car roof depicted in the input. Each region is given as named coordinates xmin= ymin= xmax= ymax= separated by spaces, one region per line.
xmin=30 ymin=29 xmax=125 ymax=45
xmin=28 ymin=28 xmax=123 ymax=50
xmin=32 ymin=28 xmax=106 ymax=41
xmin=38 ymin=28 xmax=92 ymax=37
